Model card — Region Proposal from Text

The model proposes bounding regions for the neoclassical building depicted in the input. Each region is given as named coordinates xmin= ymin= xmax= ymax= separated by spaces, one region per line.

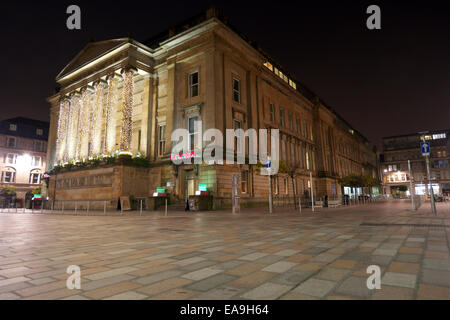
xmin=46 ymin=8 xmax=379 ymax=209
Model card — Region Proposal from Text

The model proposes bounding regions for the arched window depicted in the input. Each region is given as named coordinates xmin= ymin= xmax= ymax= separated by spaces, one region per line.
xmin=29 ymin=169 xmax=41 ymax=184
xmin=1 ymin=167 xmax=16 ymax=183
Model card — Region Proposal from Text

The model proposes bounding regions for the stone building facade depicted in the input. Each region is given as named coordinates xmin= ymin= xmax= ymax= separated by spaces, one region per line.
xmin=0 ymin=117 xmax=49 ymax=206
xmin=381 ymin=130 xmax=450 ymax=197
xmin=46 ymin=8 xmax=379 ymax=208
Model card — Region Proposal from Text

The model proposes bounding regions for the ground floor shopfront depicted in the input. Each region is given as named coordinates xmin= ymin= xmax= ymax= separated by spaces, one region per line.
xmin=46 ymin=161 xmax=351 ymax=210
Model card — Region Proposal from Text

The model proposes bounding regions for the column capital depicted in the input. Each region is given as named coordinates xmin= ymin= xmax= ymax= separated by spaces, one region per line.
xmin=106 ymin=72 xmax=122 ymax=81
xmin=93 ymin=79 xmax=107 ymax=87
xmin=120 ymin=66 xmax=138 ymax=75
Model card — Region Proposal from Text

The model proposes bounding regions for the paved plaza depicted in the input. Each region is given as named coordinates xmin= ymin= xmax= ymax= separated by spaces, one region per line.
xmin=0 ymin=200 xmax=449 ymax=300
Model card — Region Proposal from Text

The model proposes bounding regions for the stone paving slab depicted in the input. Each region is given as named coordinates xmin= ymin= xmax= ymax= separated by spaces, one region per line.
xmin=0 ymin=200 xmax=449 ymax=299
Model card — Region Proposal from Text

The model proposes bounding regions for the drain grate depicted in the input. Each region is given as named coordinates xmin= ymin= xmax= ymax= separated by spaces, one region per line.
xmin=360 ymin=223 xmax=446 ymax=228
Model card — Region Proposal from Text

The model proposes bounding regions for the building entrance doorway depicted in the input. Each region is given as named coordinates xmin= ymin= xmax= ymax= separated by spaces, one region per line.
xmin=184 ymin=170 xmax=195 ymax=201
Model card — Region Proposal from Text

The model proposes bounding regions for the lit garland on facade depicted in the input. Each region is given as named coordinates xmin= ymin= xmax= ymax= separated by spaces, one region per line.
xmin=78 ymin=88 xmax=92 ymax=159
xmin=67 ymin=94 xmax=80 ymax=160
xmin=90 ymin=82 xmax=105 ymax=156
xmin=55 ymin=99 xmax=70 ymax=163
xmin=119 ymin=70 xmax=134 ymax=154
xmin=104 ymin=75 xmax=119 ymax=154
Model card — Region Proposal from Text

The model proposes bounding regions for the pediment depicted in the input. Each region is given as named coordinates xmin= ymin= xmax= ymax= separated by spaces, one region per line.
xmin=56 ymin=38 xmax=130 ymax=81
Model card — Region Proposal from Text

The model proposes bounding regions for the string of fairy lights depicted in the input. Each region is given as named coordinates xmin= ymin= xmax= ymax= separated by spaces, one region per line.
xmin=119 ymin=70 xmax=134 ymax=154
xmin=105 ymin=75 xmax=119 ymax=154
xmin=55 ymin=69 xmax=136 ymax=165
xmin=56 ymin=99 xmax=70 ymax=162
xmin=90 ymin=82 xmax=105 ymax=155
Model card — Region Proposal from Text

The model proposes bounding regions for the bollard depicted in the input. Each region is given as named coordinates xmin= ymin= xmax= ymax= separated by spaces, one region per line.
xmin=75 ymin=201 xmax=77 ymax=215
xmin=165 ymin=198 xmax=168 ymax=216
xmin=140 ymin=199 xmax=143 ymax=216
xmin=87 ymin=201 xmax=90 ymax=215
xmin=121 ymin=200 xmax=123 ymax=214
xmin=62 ymin=201 xmax=64 ymax=214
xmin=51 ymin=200 xmax=54 ymax=212
xmin=41 ymin=202 xmax=43 ymax=214
xmin=104 ymin=201 xmax=106 ymax=215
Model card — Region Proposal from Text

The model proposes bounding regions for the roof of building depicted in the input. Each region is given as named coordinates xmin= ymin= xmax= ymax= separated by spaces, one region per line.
xmin=382 ymin=129 xmax=450 ymax=140
xmin=141 ymin=8 xmax=371 ymax=145
xmin=55 ymin=7 xmax=372 ymax=147
xmin=0 ymin=117 xmax=49 ymax=141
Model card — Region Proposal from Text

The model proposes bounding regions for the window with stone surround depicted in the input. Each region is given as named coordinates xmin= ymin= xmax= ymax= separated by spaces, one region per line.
xmin=232 ymin=77 xmax=241 ymax=103
xmin=269 ymin=103 xmax=275 ymax=122
xmin=188 ymin=72 xmax=199 ymax=98
xmin=158 ymin=125 xmax=166 ymax=157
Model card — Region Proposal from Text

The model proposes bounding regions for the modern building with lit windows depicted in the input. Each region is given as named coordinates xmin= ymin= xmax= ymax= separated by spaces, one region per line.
xmin=0 ymin=117 xmax=49 ymax=206
xmin=45 ymin=8 xmax=379 ymax=209
xmin=380 ymin=130 xmax=450 ymax=197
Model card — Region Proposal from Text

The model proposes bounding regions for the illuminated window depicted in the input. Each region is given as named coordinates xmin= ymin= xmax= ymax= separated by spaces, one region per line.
xmin=29 ymin=170 xmax=40 ymax=184
xmin=274 ymin=67 xmax=279 ymax=76
xmin=9 ymin=124 xmax=17 ymax=131
xmin=188 ymin=72 xmax=199 ymax=97
xmin=36 ymin=128 xmax=43 ymax=136
xmin=433 ymin=133 xmax=446 ymax=139
xmin=284 ymin=177 xmax=289 ymax=194
xmin=6 ymin=153 xmax=18 ymax=164
xmin=263 ymin=61 xmax=273 ymax=71
xmin=158 ymin=125 xmax=166 ymax=157
xmin=188 ymin=116 xmax=199 ymax=152
xmin=1 ymin=168 xmax=16 ymax=183
xmin=306 ymin=151 xmax=310 ymax=170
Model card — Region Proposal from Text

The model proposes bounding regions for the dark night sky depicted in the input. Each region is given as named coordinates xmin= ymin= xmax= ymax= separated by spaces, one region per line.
xmin=2 ymin=1 xmax=450 ymax=149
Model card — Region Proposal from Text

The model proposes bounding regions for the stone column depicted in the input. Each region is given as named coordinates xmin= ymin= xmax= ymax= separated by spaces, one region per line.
xmin=104 ymin=73 xmax=121 ymax=155
xmin=56 ymin=97 xmax=70 ymax=163
xmin=90 ymin=80 xmax=107 ymax=157
xmin=119 ymin=68 xmax=135 ymax=155
xmin=67 ymin=92 xmax=81 ymax=161
xmin=78 ymin=86 xmax=94 ymax=160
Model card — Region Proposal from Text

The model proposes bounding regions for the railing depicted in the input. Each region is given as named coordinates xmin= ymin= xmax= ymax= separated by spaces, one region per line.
xmin=0 ymin=198 xmax=148 ymax=216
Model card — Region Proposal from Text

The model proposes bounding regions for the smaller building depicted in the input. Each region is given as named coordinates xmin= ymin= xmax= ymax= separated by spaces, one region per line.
xmin=0 ymin=117 xmax=49 ymax=207
xmin=380 ymin=130 xmax=450 ymax=197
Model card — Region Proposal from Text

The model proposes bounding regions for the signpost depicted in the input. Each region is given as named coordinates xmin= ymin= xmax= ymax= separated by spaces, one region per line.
xmin=310 ymin=172 xmax=314 ymax=212
xmin=421 ymin=140 xmax=437 ymax=215
xmin=267 ymin=157 xmax=273 ymax=214
xmin=408 ymin=160 xmax=415 ymax=210
xmin=232 ymin=174 xmax=240 ymax=214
